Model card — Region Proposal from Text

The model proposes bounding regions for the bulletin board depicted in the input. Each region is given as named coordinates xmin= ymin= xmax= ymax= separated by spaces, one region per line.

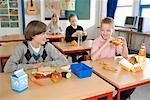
xmin=44 ymin=0 xmax=90 ymax=20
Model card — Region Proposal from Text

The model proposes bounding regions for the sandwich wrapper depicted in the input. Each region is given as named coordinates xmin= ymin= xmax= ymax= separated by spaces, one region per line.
xmin=119 ymin=57 xmax=146 ymax=72
xmin=11 ymin=69 xmax=28 ymax=92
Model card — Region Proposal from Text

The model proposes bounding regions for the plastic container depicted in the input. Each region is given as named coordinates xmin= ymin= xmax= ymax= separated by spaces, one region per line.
xmin=77 ymin=30 xmax=82 ymax=46
xmin=71 ymin=63 xmax=92 ymax=78
xmin=138 ymin=42 xmax=146 ymax=62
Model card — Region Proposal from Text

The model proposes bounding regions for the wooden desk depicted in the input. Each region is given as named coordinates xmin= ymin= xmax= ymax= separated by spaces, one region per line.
xmin=0 ymin=72 xmax=115 ymax=100
xmin=84 ymin=57 xmax=150 ymax=100
xmin=0 ymin=34 xmax=65 ymax=43
xmin=115 ymin=28 xmax=150 ymax=53
xmin=0 ymin=34 xmax=25 ymax=43
xmin=47 ymin=34 xmax=65 ymax=42
xmin=115 ymin=27 xmax=150 ymax=37
xmin=0 ymin=42 xmax=21 ymax=72
xmin=52 ymin=40 xmax=93 ymax=55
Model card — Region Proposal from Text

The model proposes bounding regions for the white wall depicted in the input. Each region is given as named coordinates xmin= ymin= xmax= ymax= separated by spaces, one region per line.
xmin=23 ymin=0 xmax=103 ymax=39
xmin=0 ymin=0 xmax=108 ymax=38
xmin=24 ymin=0 xmax=41 ymax=25
xmin=40 ymin=0 xmax=101 ymax=39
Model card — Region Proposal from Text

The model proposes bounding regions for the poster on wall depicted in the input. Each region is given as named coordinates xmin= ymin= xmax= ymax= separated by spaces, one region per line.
xmin=65 ymin=0 xmax=75 ymax=11
xmin=45 ymin=0 xmax=76 ymax=20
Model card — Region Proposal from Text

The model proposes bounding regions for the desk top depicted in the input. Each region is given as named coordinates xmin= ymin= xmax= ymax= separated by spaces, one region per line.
xmin=47 ymin=34 xmax=65 ymax=39
xmin=84 ymin=57 xmax=150 ymax=89
xmin=0 ymin=34 xmax=25 ymax=43
xmin=0 ymin=72 xmax=114 ymax=100
xmin=0 ymin=34 xmax=65 ymax=43
xmin=52 ymin=40 xmax=93 ymax=54
xmin=0 ymin=42 xmax=21 ymax=58
xmin=115 ymin=27 xmax=150 ymax=36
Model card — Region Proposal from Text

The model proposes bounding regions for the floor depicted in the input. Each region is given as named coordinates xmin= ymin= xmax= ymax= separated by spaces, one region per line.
xmin=68 ymin=56 xmax=150 ymax=100
xmin=130 ymin=84 xmax=150 ymax=100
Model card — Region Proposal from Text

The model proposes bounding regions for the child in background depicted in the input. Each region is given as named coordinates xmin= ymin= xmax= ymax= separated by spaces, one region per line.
xmin=65 ymin=13 xmax=87 ymax=42
xmin=65 ymin=13 xmax=88 ymax=62
xmin=48 ymin=13 xmax=62 ymax=34
xmin=4 ymin=20 xmax=68 ymax=73
xmin=91 ymin=17 xmax=134 ymax=100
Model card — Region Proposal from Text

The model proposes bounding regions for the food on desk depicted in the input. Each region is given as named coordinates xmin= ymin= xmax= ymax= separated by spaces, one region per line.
xmin=56 ymin=32 xmax=61 ymax=35
xmin=70 ymin=40 xmax=78 ymax=46
xmin=51 ymin=32 xmax=56 ymax=35
xmin=119 ymin=57 xmax=145 ymax=72
xmin=129 ymin=56 xmax=138 ymax=64
xmin=51 ymin=71 xmax=62 ymax=83
xmin=110 ymin=38 xmax=123 ymax=46
xmin=38 ymin=67 xmax=55 ymax=72
xmin=51 ymin=32 xmax=61 ymax=35
xmin=30 ymin=76 xmax=44 ymax=86
xmin=32 ymin=71 xmax=51 ymax=79
xmin=61 ymin=65 xmax=71 ymax=72
xmin=103 ymin=65 xmax=117 ymax=72
xmin=31 ymin=67 xmax=55 ymax=79
xmin=61 ymin=72 xmax=71 ymax=79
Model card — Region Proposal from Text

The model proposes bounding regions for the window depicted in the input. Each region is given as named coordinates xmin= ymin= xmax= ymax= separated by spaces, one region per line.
xmin=140 ymin=0 xmax=150 ymax=17
xmin=141 ymin=0 xmax=150 ymax=5
xmin=114 ymin=0 xmax=134 ymax=26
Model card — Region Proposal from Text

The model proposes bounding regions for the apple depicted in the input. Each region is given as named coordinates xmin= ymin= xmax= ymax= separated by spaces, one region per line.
xmin=51 ymin=72 xmax=62 ymax=83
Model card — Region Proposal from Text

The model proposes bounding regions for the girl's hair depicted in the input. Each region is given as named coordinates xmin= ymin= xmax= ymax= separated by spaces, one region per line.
xmin=101 ymin=17 xmax=114 ymax=28
xmin=68 ymin=13 xmax=77 ymax=21
xmin=49 ymin=13 xmax=60 ymax=28
xmin=24 ymin=20 xmax=47 ymax=40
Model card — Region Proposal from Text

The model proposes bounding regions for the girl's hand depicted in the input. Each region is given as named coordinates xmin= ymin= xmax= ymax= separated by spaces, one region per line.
xmin=106 ymin=37 xmax=113 ymax=45
xmin=117 ymin=37 xmax=127 ymax=47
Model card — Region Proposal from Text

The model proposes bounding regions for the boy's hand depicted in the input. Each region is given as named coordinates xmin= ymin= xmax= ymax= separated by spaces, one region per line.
xmin=33 ymin=62 xmax=43 ymax=69
xmin=82 ymin=31 xmax=87 ymax=36
xmin=72 ymin=32 xmax=78 ymax=37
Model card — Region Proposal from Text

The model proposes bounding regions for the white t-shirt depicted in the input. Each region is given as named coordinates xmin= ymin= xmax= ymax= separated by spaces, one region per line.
xmin=29 ymin=42 xmax=41 ymax=53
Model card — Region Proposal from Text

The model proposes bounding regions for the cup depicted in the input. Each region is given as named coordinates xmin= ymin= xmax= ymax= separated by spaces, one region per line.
xmin=76 ymin=30 xmax=82 ymax=46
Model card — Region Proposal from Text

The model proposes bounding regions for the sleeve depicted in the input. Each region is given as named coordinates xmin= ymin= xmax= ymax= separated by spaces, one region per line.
xmin=116 ymin=46 xmax=123 ymax=55
xmin=43 ymin=43 xmax=68 ymax=67
xmin=4 ymin=44 xmax=34 ymax=73
xmin=65 ymin=26 xmax=74 ymax=42
xmin=91 ymin=39 xmax=100 ymax=55
xmin=79 ymin=26 xmax=84 ymax=31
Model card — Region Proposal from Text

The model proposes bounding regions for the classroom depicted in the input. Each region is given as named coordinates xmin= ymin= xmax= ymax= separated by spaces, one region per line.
xmin=0 ymin=0 xmax=150 ymax=100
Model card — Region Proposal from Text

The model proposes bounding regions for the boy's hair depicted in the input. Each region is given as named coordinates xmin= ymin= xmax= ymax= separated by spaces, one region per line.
xmin=101 ymin=17 xmax=114 ymax=28
xmin=24 ymin=20 xmax=47 ymax=40
xmin=68 ymin=13 xmax=77 ymax=21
